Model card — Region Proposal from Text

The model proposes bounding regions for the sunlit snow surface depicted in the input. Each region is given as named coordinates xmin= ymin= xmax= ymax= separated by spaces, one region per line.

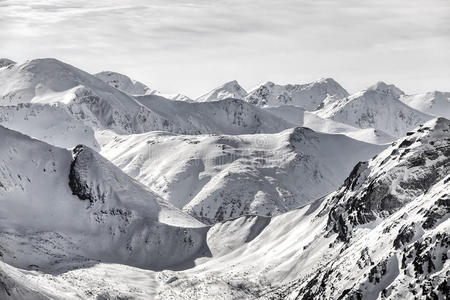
xmin=0 ymin=58 xmax=448 ymax=299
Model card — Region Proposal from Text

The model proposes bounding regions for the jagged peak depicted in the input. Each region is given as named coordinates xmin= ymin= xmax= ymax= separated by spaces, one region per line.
xmin=219 ymin=80 xmax=246 ymax=91
xmin=365 ymin=81 xmax=404 ymax=98
xmin=374 ymin=117 xmax=449 ymax=163
xmin=326 ymin=117 xmax=450 ymax=242
xmin=255 ymin=78 xmax=347 ymax=94
xmin=197 ymin=80 xmax=248 ymax=101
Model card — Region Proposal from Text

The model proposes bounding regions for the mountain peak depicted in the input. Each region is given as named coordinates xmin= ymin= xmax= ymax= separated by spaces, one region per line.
xmin=220 ymin=80 xmax=243 ymax=89
xmin=24 ymin=58 xmax=68 ymax=69
xmin=246 ymin=79 xmax=348 ymax=110
xmin=366 ymin=81 xmax=404 ymax=98
xmin=95 ymin=70 xmax=152 ymax=96
xmin=196 ymin=80 xmax=247 ymax=102
xmin=261 ymin=81 xmax=275 ymax=87
xmin=316 ymin=77 xmax=338 ymax=85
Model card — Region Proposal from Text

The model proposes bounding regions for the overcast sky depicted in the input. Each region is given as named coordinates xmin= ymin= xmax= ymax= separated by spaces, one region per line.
xmin=1 ymin=0 xmax=449 ymax=97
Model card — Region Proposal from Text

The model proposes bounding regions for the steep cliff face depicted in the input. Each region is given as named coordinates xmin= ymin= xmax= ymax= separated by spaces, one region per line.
xmin=327 ymin=117 xmax=450 ymax=242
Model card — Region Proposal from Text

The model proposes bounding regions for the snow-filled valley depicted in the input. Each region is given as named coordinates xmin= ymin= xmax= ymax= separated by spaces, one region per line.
xmin=0 ymin=58 xmax=448 ymax=300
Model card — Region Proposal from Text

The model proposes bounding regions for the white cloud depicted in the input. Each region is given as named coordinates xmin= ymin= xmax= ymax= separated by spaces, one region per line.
xmin=0 ymin=0 xmax=449 ymax=97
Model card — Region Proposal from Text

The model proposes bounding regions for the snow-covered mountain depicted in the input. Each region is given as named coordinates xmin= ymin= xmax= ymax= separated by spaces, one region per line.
xmin=0 ymin=103 xmax=99 ymax=149
xmin=401 ymin=91 xmax=450 ymax=119
xmin=245 ymin=78 xmax=349 ymax=110
xmin=0 ymin=59 xmax=293 ymax=137
xmin=95 ymin=71 xmax=154 ymax=96
xmin=95 ymin=70 xmax=192 ymax=101
xmin=0 ymin=126 xmax=209 ymax=275
xmin=303 ymin=111 xmax=395 ymax=144
xmin=98 ymin=127 xmax=384 ymax=224
xmin=1 ymin=57 xmax=448 ymax=300
xmin=316 ymin=81 xmax=434 ymax=137
xmin=196 ymin=80 xmax=248 ymax=102
xmin=135 ymin=94 xmax=295 ymax=135
xmin=262 ymin=105 xmax=305 ymax=126
xmin=155 ymin=117 xmax=450 ymax=299
xmin=262 ymin=105 xmax=395 ymax=144
xmin=0 ymin=58 xmax=173 ymax=134
xmin=2 ymin=118 xmax=447 ymax=299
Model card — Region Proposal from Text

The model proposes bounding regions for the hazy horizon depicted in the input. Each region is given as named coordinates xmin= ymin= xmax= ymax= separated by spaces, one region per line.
xmin=1 ymin=0 xmax=449 ymax=98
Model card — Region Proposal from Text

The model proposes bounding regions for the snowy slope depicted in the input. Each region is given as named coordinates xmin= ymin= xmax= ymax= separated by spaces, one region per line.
xmin=0 ymin=126 xmax=210 ymax=275
xmin=0 ymin=111 xmax=445 ymax=299
xmin=0 ymin=103 xmax=99 ymax=150
xmin=0 ymin=58 xmax=174 ymax=134
xmin=94 ymin=71 xmax=154 ymax=96
xmin=303 ymin=111 xmax=395 ymax=144
xmin=262 ymin=105 xmax=395 ymax=144
xmin=196 ymin=80 xmax=248 ymax=102
xmin=8 ymin=118 xmax=447 ymax=299
xmin=98 ymin=127 xmax=385 ymax=224
xmin=95 ymin=70 xmax=191 ymax=101
xmin=245 ymin=78 xmax=349 ymax=110
xmin=155 ymin=117 xmax=450 ymax=299
xmin=135 ymin=94 xmax=295 ymax=135
xmin=1 ymin=57 xmax=448 ymax=300
xmin=316 ymin=81 xmax=434 ymax=137
xmin=401 ymin=91 xmax=450 ymax=119
xmin=0 ymin=59 xmax=292 ymax=136
xmin=262 ymin=105 xmax=305 ymax=126
xmin=157 ymin=92 xmax=192 ymax=102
